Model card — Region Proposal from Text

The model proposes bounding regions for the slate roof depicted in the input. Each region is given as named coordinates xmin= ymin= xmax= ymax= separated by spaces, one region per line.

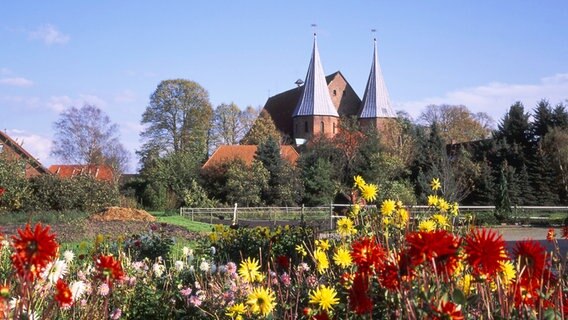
xmin=49 ymin=164 xmax=114 ymax=182
xmin=292 ymin=35 xmax=339 ymax=118
xmin=202 ymin=145 xmax=299 ymax=170
xmin=358 ymin=39 xmax=396 ymax=119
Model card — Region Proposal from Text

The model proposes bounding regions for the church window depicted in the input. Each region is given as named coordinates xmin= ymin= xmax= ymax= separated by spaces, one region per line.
xmin=333 ymin=89 xmax=337 ymax=96
xmin=333 ymin=122 xmax=336 ymax=134
xmin=320 ymin=121 xmax=324 ymax=133
xmin=304 ymin=121 xmax=309 ymax=133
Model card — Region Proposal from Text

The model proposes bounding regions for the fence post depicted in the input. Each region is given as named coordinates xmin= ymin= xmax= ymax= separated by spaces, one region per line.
xmin=179 ymin=207 xmax=182 ymax=216
xmin=210 ymin=210 xmax=213 ymax=224
xmin=301 ymin=204 xmax=305 ymax=223
xmin=330 ymin=203 xmax=333 ymax=230
xmin=233 ymin=203 xmax=238 ymax=224
xmin=191 ymin=208 xmax=194 ymax=221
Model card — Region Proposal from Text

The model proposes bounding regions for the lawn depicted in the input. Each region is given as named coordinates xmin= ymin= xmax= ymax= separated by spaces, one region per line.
xmin=150 ymin=211 xmax=213 ymax=233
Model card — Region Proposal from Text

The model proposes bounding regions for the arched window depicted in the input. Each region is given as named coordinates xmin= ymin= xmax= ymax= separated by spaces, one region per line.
xmin=304 ymin=121 xmax=309 ymax=133
xmin=333 ymin=122 xmax=336 ymax=134
xmin=320 ymin=121 xmax=325 ymax=133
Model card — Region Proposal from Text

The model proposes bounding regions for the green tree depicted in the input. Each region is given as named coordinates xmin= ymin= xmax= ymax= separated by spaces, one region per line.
xmin=225 ymin=159 xmax=269 ymax=206
xmin=419 ymin=104 xmax=493 ymax=144
xmin=301 ymin=157 xmax=337 ymax=206
xmin=241 ymin=109 xmax=281 ymax=145
xmin=494 ymin=164 xmax=512 ymax=222
xmin=543 ymin=127 xmax=568 ymax=202
xmin=0 ymin=158 xmax=29 ymax=212
xmin=140 ymin=79 xmax=213 ymax=158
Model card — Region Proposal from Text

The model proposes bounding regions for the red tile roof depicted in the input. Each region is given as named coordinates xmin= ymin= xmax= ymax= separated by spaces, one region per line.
xmin=202 ymin=145 xmax=299 ymax=170
xmin=48 ymin=164 xmax=114 ymax=182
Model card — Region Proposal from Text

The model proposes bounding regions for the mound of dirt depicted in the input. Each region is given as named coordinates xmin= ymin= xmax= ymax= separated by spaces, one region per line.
xmin=90 ymin=207 xmax=156 ymax=222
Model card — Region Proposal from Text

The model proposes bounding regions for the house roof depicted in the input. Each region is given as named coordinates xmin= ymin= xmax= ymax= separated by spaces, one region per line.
xmin=292 ymin=35 xmax=339 ymax=118
xmin=263 ymin=71 xmax=360 ymax=137
xmin=0 ymin=130 xmax=50 ymax=175
xmin=358 ymin=39 xmax=396 ymax=119
xmin=48 ymin=164 xmax=114 ymax=182
xmin=202 ymin=145 xmax=299 ymax=170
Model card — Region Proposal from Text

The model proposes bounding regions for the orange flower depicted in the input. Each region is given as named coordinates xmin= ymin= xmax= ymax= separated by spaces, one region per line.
xmin=463 ymin=228 xmax=508 ymax=278
xmin=95 ymin=254 xmax=124 ymax=285
xmin=11 ymin=223 xmax=59 ymax=280
xmin=350 ymin=237 xmax=385 ymax=273
xmin=55 ymin=279 xmax=73 ymax=307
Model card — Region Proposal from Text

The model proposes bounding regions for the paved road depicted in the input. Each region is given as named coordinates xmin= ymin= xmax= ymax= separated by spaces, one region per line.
xmin=495 ymin=226 xmax=567 ymax=257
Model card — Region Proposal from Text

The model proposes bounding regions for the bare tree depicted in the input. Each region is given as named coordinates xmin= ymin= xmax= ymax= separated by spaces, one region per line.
xmin=210 ymin=103 xmax=259 ymax=152
xmin=51 ymin=104 xmax=130 ymax=173
xmin=419 ymin=104 xmax=493 ymax=144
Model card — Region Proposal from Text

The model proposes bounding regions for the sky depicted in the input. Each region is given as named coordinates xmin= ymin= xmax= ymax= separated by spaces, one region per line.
xmin=1 ymin=1 xmax=567 ymax=173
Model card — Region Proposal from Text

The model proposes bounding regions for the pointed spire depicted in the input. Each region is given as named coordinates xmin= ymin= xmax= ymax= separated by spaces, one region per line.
xmin=359 ymin=38 xmax=396 ymax=118
xmin=292 ymin=34 xmax=339 ymax=118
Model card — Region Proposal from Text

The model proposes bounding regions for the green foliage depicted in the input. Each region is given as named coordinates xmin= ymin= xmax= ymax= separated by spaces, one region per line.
xmin=240 ymin=109 xmax=281 ymax=145
xmin=225 ymin=159 xmax=269 ymax=206
xmin=124 ymin=225 xmax=174 ymax=262
xmin=182 ymin=179 xmax=217 ymax=208
xmin=0 ymin=158 xmax=30 ymax=212
xmin=301 ymin=157 xmax=337 ymax=206
xmin=206 ymin=224 xmax=314 ymax=266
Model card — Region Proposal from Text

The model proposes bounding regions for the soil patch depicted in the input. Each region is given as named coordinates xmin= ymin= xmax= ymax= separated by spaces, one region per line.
xmin=89 ymin=207 xmax=156 ymax=222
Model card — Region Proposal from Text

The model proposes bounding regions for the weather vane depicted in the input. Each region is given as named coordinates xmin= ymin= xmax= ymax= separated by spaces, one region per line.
xmin=371 ymin=28 xmax=377 ymax=41
xmin=311 ymin=24 xmax=317 ymax=36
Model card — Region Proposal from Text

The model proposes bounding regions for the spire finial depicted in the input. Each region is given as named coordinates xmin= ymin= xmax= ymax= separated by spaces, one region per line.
xmin=311 ymin=24 xmax=317 ymax=37
xmin=371 ymin=28 xmax=377 ymax=42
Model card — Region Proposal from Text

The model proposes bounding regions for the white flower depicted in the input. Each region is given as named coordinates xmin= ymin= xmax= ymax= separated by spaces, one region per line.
xmin=174 ymin=261 xmax=184 ymax=272
xmin=153 ymin=263 xmax=165 ymax=277
xmin=182 ymin=246 xmax=193 ymax=256
xmin=189 ymin=265 xmax=195 ymax=273
xmin=0 ymin=239 xmax=9 ymax=249
xmin=42 ymin=260 xmax=68 ymax=283
xmin=63 ymin=250 xmax=75 ymax=263
xmin=199 ymin=260 xmax=210 ymax=272
xmin=298 ymin=262 xmax=310 ymax=272
xmin=210 ymin=264 xmax=217 ymax=273
xmin=98 ymin=283 xmax=110 ymax=296
xmin=70 ymin=281 xmax=87 ymax=301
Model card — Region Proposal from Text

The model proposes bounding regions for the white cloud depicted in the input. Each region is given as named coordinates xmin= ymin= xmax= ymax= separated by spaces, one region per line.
xmin=46 ymin=94 xmax=107 ymax=113
xmin=0 ymin=95 xmax=41 ymax=108
xmin=397 ymin=73 xmax=568 ymax=122
xmin=5 ymin=129 xmax=54 ymax=166
xmin=0 ymin=77 xmax=34 ymax=87
xmin=114 ymin=90 xmax=137 ymax=103
xmin=29 ymin=24 xmax=70 ymax=45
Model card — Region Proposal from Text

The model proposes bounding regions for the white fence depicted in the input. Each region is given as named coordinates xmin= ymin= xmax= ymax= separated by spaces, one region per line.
xmin=179 ymin=204 xmax=568 ymax=230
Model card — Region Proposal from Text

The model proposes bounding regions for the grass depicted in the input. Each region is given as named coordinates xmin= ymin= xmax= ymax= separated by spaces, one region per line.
xmin=0 ymin=210 xmax=89 ymax=225
xmin=151 ymin=212 xmax=213 ymax=233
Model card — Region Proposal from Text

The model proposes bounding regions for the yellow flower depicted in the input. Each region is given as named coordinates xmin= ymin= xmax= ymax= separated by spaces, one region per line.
xmin=459 ymin=273 xmax=474 ymax=296
xmin=350 ymin=204 xmax=361 ymax=216
xmin=314 ymin=249 xmax=329 ymax=274
xmin=226 ymin=303 xmax=247 ymax=319
xmin=418 ymin=219 xmax=436 ymax=232
xmin=336 ymin=217 xmax=356 ymax=237
xmin=309 ymin=285 xmax=340 ymax=312
xmin=499 ymin=260 xmax=516 ymax=286
xmin=209 ymin=232 xmax=219 ymax=242
xmin=333 ymin=247 xmax=352 ymax=268
xmin=432 ymin=214 xmax=449 ymax=228
xmin=247 ymin=287 xmax=276 ymax=317
xmin=437 ymin=198 xmax=450 ymax=212
xmin=295 ymin=244 xmax=307 ymax=257
xmin=238 ymin=257 xmax=261 ymax=283
xmin=395 ymin=208 xmax=410 ymax=228
xmin=431 ymin=178 xmax=441 ymax=191
xmin=315 ymin=239 xmax=331 ymax=251
xmin=427 ymin=194 xmax=439 ymax=206
xmin=354 ymin=175 xmax=366 ymax=189
xmin=382 ymin=216 xmax=392 ymax=226
xmin=450 ymin=202 xmax=459 ymax=216
xmin=380 ymin=199 xmax=396 ymax=216
xmin=360 ymin=183 xmax=378 ymax=202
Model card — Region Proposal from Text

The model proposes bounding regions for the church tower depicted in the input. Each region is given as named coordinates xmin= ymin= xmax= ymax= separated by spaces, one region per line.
xmin=292 ymin=34 xmax=339 ymax=142
xmin=358 ymin=38 xmax=397 ymax=132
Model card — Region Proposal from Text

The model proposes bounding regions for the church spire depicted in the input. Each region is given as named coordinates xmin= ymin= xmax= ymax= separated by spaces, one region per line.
xmin=292 ymin=34 xmax=338 ymax=118
xmin=359 ymin=38 xmax=396 ymax=119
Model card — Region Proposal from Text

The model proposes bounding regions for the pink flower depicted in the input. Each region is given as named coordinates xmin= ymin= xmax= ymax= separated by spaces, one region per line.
xmin=110 ymin=308 xmax=122 ymax=320
xmin=180 ymin=287 xmax=192 ymax=297
xmin=226 ymin=262 xmax=237 ymax=275
xmin=98 ymin=283 xmax=110 ymax=296
xmin=280 ymin=273 xmax=291 ymax=287
xmin=189 ymin=295 xmax=202 ymax=307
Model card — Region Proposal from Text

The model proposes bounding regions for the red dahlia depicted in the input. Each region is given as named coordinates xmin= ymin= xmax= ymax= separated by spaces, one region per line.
xmin=513 ymin=240 xmax=550 ymax=281
xmin=463 ymin=228 xmax=508 ymax=278
xmin=95 ymin=254 xmax=124 ymax=284
xmin=0 ymin=187 xmax=5 ymax=197
xmin=351 ymin=237 xmax=386 ymax=273
xmin=349 ymin=272 xmax=373 ymax=314
xmin=431 ymin=300 xmax=464 ymax=320
xmin=546 ymin=228 xmax=555 ymax=242
xmin=406 ymin=230 xmax=460 ymax=277
xmin=11 ymin=223 xmax=59 ymax=280
xmin=55 ymin=279 xmax=73 ymax=307
xmin=562 ymin=226 xmax=568 ymax=239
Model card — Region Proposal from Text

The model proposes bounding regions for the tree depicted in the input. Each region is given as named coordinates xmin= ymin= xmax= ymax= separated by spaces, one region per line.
xmin=140 ymin=79 xmax=213 ymax=159
xmin=241 ymin=109 xmax=281 ymax=145
xmin=301 ymin=157 xmax=337 ymax=206
xmin=225 ymin=159 xmax=269 ymax=206
xmin=543 ymin=128 xmax=568 ymax=202
xmin=210 ymin=103 xmax=258 ymax=151
xmin=51 ymin=104 xmax=130 ymax=173
xmin=494 ymin=102 xmax=531 ymax=148
xmin=419 ymin=104 xmax=492 ymax=144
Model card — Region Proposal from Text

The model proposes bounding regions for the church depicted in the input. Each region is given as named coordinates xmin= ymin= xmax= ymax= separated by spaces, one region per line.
xmin=262 ymin=34 xmax=397 ymax=144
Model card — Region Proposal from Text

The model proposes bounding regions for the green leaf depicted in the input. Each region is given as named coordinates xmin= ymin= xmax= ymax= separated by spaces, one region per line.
xmin=452 ymin=288 xmax=466 ymax=305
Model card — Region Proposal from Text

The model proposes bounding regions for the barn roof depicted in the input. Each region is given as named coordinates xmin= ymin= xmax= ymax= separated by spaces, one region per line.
xmin=48 ymin=164 xmax=114 ymax=182
xmin=202 ymin=145 xmax=299 ymax=170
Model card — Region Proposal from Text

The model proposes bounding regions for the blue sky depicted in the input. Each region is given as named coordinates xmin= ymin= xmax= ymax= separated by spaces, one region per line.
xmin=1 ymin=1 xmax=567 ymax=172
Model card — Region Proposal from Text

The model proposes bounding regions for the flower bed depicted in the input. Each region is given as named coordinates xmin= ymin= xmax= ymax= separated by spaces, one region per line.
xmin=0 ymin=177 xmax=567 ymax=319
